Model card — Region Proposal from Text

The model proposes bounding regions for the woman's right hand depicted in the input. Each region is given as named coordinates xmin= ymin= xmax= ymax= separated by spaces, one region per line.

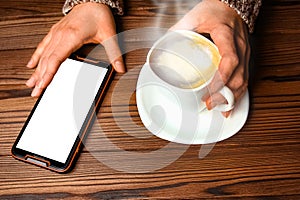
xmin=170 ymin=0 xmax=250 ymax=117
xmin=26 ymin=2 xmax=125 ymax=97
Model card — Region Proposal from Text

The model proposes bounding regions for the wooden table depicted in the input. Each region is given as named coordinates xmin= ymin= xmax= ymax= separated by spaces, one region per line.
xmin=0 ymin=0 xmax=299 ymax=199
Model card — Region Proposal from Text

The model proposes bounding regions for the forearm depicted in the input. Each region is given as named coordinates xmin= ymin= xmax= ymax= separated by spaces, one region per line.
xmin=63 ymin=0 xmax=124 ymax=15
xmin=220 ymin=0 xmax=262 ymax=33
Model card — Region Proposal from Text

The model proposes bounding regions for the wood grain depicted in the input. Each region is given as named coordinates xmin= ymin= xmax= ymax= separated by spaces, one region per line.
xmin=0 ymin=0 xmax=299 ymax=199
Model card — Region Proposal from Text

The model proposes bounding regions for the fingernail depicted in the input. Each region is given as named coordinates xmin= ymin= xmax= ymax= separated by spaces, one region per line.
xmin=222 ymin=111 xmax=231 ymax=118
xmin=26 ymin=77 xmax=35 ymax=87
xmin=205 ymin=100 xmax=213 ymax=110
xmin=115 ymin=61 xmax=126 ymax=73
xmin=27 ymin=58 xmax=34 ymax=67
xmin=31 ymin=87 xmax=39 ymax=97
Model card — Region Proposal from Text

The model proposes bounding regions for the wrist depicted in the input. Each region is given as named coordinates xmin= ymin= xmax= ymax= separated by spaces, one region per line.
xmin=199 ymin=0 xmax=245 ymax=31
xmin=219 ymin=0 xmax=262 ymax=33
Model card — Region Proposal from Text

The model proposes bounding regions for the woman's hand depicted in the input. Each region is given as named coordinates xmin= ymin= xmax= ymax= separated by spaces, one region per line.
xmin=26 ymin=2 xmax=125 ymax=97
xmin=171 ymin=0 xmax=250 ymax=117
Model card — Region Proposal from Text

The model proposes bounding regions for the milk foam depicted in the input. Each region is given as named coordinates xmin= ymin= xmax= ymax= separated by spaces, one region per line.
xmin=150 ymin=36 xmax=219 ymax=89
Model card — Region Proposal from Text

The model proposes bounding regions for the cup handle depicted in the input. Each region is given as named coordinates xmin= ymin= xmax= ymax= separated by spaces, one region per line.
xmin=212 ymin=86 xmax=235 ymax=112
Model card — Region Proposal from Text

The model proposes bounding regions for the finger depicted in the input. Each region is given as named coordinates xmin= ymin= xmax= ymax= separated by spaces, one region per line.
xmin=206 ymin=78 xmax=247 ymax=109
xmin=221 ymin=83 xmax=247 ymax=118
xmin=205 ymin=92 xmax=233 ymax=118
xmin=30 ymin=55 xmax=58 ymax=97
xmin=26 ymin=66 xmax=43 ymax=95
xmin=224 ymin=33 xmax=249 ymax=104
xmin=26 ymin=69 xmax=40 ymax=88
xmin=32 ymin=31 xmax=83 ymax=97
xmin=222 ymin=110 xmax=232 ymax=118
xmin=31 ymin=85 xmax=44 ymax=97
xmin=35 ymin=54 xmax=60 ymax=90
xmin=102 ymin=35 xmax=126 ymax=73
xmin=227 ymin=80 xmax=248 ymax=107
xmin=27 ymin=33 xmax=52 ymax=68
xmin=206 ymin=26 xmax=239 ymax=96
xmin=38 ymin=35 xmax=82 ymax=86
xmin=31 ymin=72 xmax=55 ymax=97
xmin=207 ymin=81 xmax=247 ymax=118
xmin=205 ymin=92 xmax=227 ymax=110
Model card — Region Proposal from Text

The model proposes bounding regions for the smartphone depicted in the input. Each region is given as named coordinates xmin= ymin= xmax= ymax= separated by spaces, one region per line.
xmin=11 ymin=55 xmax=114 ymax=173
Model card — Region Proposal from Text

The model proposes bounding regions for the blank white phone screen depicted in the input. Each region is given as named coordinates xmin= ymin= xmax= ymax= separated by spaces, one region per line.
xmin=16 ymin=58 xmax=108 ymax=163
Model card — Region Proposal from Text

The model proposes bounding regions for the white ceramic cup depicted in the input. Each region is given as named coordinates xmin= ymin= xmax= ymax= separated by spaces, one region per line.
xmin=145 ymin=30 xmax=234 ymax=113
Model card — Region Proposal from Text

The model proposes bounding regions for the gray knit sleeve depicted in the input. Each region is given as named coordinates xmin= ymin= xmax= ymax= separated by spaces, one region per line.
xmin=220 ymin=0 xmax=262 ymax=33
xmin=62 ymin=0 xmax=124 ymax=15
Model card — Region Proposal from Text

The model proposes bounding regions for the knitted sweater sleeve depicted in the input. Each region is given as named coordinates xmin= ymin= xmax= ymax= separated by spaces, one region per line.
xmin=220 ymin=0 xmax=262 ymax=33
xmin=62 ymin=0 xmax=124 ymax=15
xmin=62 ymin=0 xmax=262 ymax=33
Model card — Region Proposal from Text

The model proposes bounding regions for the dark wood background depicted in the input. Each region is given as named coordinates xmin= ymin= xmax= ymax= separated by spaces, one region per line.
xmin=0 ymin=0 xmax=299 ymax=199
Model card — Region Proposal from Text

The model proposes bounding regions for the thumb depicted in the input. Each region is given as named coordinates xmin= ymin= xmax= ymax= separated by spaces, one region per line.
xmin=102 ymin=34 xmax=126 ymax=73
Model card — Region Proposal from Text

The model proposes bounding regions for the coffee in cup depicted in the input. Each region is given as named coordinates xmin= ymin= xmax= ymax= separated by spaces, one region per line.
xmin=149 ymin=31 xmax=220 ymax=89
xmin=147 ymin=30 xmax=234 ymax=112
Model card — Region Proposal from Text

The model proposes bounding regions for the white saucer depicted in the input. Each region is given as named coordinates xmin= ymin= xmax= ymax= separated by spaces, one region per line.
xmin=136 ymin=64 xmax=249 ymax=144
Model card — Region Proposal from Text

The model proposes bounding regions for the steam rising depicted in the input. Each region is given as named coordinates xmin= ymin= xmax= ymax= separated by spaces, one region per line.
xmin=152 ymin=0 xmax=200 ymax=28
